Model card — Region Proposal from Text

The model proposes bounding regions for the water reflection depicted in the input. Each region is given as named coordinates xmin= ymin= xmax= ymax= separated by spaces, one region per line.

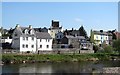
xmin=2 ymin=60 xmax=120 ymax=74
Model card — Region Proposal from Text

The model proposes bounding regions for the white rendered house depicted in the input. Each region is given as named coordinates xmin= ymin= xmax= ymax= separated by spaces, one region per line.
xmin=36 ymin=32 xmax=53 ymax=51
xmin=11 ymin=24 xmax=37 ymax=53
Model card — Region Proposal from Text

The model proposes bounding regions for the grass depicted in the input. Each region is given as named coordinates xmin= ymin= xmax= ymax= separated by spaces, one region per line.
xmin=2 ymin=53 xmax=120 ymax=64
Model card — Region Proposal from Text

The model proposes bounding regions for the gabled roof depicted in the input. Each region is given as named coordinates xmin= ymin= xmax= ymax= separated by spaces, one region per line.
xmin=13 ymin=25 xmax=36 ymax=37
xmin=36 ymin=32 xmax=52 ymax=39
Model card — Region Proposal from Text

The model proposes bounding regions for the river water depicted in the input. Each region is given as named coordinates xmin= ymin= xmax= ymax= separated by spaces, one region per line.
xmin=1 ymin=61 xmax=120 ymax=74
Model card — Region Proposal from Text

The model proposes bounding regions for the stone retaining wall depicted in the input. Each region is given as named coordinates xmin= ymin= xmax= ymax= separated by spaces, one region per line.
xmin=103 ymin=67 xmax=120 ymax=73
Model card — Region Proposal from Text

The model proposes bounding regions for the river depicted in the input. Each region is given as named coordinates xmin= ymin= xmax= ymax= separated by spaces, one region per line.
xmin=1 ymin=60 xmax=120 ymax=74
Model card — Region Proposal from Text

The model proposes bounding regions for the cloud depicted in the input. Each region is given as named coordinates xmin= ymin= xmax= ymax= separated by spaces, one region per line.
xmin=74 ymin=18 xmax=83 ymax=23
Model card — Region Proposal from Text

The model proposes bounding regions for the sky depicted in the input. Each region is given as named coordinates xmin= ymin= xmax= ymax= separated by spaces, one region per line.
xmin=2 ymin=2 xmax=118 ymax=36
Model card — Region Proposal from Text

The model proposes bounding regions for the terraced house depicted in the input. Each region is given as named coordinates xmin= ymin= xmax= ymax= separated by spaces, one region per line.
xmin=11 ymin=24 xmax=52 ymax=53
xmin=90 ymin=30 xmax=112 ymax=46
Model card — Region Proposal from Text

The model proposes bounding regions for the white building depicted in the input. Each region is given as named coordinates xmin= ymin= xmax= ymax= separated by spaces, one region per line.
xmin=1 ymin=37 xmax=12 ymax=43
xmin=36 ymin=32 xmax=53 ymax=51
xmin=11 ymin=24 xmax=53 ymax=53
xmin=0 ymin=27 xmax=2 ymax=37
xmin=11 ymin=24 xmax=37 ymax=53
xmin=0 ymin=32 xmax=1 ymax=37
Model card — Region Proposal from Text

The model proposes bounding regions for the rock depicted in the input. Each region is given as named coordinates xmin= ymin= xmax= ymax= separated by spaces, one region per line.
xmin=10 ymin=61 xmax=14 ymax=64
xmin=22 ymin=61 xmax=26 ymax=63
xmin=72 ymin=58 xmax=78 ymax=62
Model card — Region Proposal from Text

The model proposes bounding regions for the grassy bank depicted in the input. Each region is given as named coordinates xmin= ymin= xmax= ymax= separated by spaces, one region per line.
xmin=1 ymin=53 xmax=120 ymax=64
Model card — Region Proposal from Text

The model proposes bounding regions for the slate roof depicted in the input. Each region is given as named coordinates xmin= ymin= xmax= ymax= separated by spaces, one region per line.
xmin=36 ymin=32 xmax=52 ymax=39
xmin=66 ymin=35 xmax=85 ymax=39
xmin=13 ymin=26 xmax=36 ymax=37
xmin=93 ymin=30 xmax=112 ymax=36
xmin=49 ymin=27 xmax=62 ymax=30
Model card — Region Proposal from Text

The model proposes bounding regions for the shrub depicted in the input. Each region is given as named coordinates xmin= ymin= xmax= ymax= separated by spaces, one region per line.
xmin=93 ymin=45 xmax=99 ymax=53
xmin=113 ymin=39 xmax=120 ymax=54
xmin=103 ymin=45 xmax=113 ymax=53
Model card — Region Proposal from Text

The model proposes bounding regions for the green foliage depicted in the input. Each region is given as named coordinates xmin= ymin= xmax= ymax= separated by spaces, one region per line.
xmin=103 ymin=45 xmax=113 ymax=53
xmin=2 ymin=54 xmax=14 ymax=63
xmin=113 ymin=39 xmax=120 ymax=54
xmin=2 ymin=53 xmax=119 ymax=64
xmin=79 ymin=25 xmax=88 ymax=38
xmin=93 ymin=45 xmax=99 ymax=53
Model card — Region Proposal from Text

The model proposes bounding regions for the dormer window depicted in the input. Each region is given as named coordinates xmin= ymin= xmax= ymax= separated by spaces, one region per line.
xmin=14 ymin=33 xmax=17 ymax=36
xmin=14 ymin=32 xmax=18 ymax=37
xmin=30 ymin=30 xmax=33 ymax=35
xmin=24 ymin=29 xmax=28 ymax=34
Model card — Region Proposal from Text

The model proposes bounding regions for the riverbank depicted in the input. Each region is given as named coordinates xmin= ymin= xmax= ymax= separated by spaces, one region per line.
xmin=1 ymin=53 xmax=120 ymax=64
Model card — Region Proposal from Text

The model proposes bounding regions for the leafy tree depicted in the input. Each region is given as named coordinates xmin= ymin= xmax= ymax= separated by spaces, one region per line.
xmin=108 ymin=29 xmax=117 ymax=40
xmin=113 ymin=39 xmax=120 ymax=54
xmin=112 ymin=33 xmax=117 ymax=40
xmin=79 ymin=25 xmax=88 ymax=38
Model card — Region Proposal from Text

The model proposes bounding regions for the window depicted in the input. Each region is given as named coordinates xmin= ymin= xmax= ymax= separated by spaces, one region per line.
xmin=40 ymin=45 xmax=42 ymax=48
xmin=22 ymin=44 xmax=25 ymax=48
xmin=26 ymin=44 xmax=28 ymax=48
xmin=31 ymin=45 xmax=34 ymax=48
xmin=106 ymin=37 xmax=107 ymax=40
xmin=48 ymin=39 xmax=50 ymax=42
xmin=96 ymin=36 xmax=98 ymax=39
xmin=60 ymin=35 xmax=61 ymax=38
xmin=26 ymin=37 xmax=28 ymax=41
xmin=14 ymin=33 xmax=17 ymax=36
xmin=40 ymin=39 xmax=41 ymax=42
xmin=23 ymin=37 xmax=25 ymax=40
xmin=25 ymin=29 xmax=28 ymax=34
xmin=46 ymin=39 xmax=50 ymax=42
xmin=46 ymin=45 xmax=49 ymax=48
xmin=32 ymin=37 xmax=34 ymax=41
xmin=30 ymin=30 xmax=33 ymax=34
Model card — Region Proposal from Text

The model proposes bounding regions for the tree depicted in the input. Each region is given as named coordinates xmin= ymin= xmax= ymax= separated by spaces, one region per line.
xmin=108 ymin=29 xmax=117 ymax=40
xmin=79 ymin=25 xmax=88 ymax=38
xmin=113 ymin=39 xmax=120 ymax=54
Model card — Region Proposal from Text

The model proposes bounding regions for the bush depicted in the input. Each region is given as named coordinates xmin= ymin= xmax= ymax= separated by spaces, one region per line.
xmin=113 ymin=39 xmax=120 ymax=54
xmin=103 ymin=45 xmax=113 ymax=53
xmin=93 ymin=45 xmax=99 ymax=53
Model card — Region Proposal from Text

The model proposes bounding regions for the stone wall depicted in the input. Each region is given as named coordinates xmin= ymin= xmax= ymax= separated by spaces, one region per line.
xmin=103 ymin=67 xmax=120 ymax=74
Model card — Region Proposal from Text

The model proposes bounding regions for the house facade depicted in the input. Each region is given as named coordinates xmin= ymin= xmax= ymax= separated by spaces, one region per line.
xmin=0 ymin=37 xmax=12 ymax=44
xmin=36 ymin=32 xmax=53 ymax=51
xmin=55 ymin=31 xmax=64 ymax=44
xmin=61 ymin=35 xmax=84 ymax=48
xmin=11 ymin=24 xmax=37 ymax=52
xmin=90 ymin=30 xmax=112 ymax=46
xmin=11 ymin=24 xmax=53 ymax=53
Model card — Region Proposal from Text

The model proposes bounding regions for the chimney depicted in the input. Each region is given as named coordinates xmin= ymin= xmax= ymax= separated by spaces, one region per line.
xmin=29 ymin=25 xmax=32 ymax=29
xmin=100 ymin=30 xmax=103 ymax=33
xmin=16 ymin=24 xmax=20 ymax=29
